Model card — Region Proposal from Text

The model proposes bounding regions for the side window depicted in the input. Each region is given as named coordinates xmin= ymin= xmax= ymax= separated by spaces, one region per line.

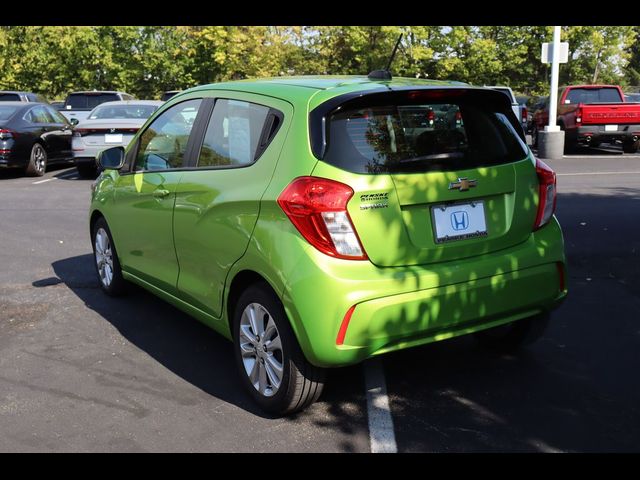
xmin=27 ymin=106 xmax=51 ymax=123
xmin=46 ymin=106 xmax=68 ymax=124
xmin=197 ymin=99 xmax=273 ymax=168
xmin=134 ymin=99 xmax=202 ymax=171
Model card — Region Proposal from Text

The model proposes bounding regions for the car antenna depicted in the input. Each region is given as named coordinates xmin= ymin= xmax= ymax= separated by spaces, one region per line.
xmin=368 ymin=33 xmax=403 ymax=81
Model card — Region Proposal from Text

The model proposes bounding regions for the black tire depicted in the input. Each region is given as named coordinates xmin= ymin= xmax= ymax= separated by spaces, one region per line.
xmin=233 ymin=282 xmax=325 ymax=415
xmin=77 ymin=163 xmax=98 ymax=179
xmin=563 ymin=138 xmax=576 ymax=155
xmin=623 ymin=140 xmax=639 ymax=154
xmin=473 ymin=312 xmax=550 ymax=353
xmin=25 ymin=143 xmax=47 ymax=177
xmin=91 ymin=217 xmax=127 ymax=296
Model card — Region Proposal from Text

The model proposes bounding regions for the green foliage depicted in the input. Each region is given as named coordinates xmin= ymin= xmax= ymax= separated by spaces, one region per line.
xmin=0 ymin=26 xmax=635 ymax=100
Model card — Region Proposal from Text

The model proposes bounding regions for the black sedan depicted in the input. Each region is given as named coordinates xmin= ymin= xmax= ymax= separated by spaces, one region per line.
xmin=0 ymin=102 xmax=73 ymax=176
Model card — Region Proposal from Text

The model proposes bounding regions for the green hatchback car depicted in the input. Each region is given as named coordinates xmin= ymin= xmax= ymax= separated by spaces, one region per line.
xmin=89 ymin=75 xmax=567 ymax=414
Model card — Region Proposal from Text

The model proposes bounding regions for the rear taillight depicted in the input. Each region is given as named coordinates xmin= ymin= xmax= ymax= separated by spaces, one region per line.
xmin=455 ymin=110 xmax=463 ymax=125
xmin=427 ymin=110 xmax=435 ymax=126
xmin=277 ymin=176 xmax=368 ymax=260
xmin=73 ymin=128 xmax=88 ymax=137
xmin=576 ymin=106 xmax=583 ymax=124
xmin=533 ymin=158 xmax=557 ymax=230
xmin=522 ymin=106 xmax=528 ymax=124
xmin=0 ymin=129 xmax=16 ymax=140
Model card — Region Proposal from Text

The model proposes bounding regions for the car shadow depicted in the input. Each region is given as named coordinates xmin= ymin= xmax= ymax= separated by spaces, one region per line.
xmin=46 ymin=254 xmax=366 ymax=424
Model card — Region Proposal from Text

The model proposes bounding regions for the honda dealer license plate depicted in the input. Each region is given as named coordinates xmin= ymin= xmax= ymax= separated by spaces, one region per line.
xmin=432 ymin=201 xmax=488 ymax=243
xmin=104 ymin=134 xmax=123 ymax=144
xmin=604 ymin=124 xmax=618 ymax=132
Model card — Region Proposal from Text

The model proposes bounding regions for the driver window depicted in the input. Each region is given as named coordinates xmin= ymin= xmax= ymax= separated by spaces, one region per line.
xmin=135 ymin=99 xmax=202 ymax=171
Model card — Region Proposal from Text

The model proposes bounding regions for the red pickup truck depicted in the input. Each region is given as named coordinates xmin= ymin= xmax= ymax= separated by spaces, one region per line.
xmin=532 ymin=85 xmax=640 ymax=153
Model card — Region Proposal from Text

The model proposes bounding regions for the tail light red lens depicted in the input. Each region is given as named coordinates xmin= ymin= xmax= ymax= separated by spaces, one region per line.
xmin=73 ymin=128 xmax=88 ymax=137
xmin=576 ymin=106 xmax=583 ymax=124
xmin=522 ymin=106 xmax=528 ymax=123
xmin=277 ymin=176 xmax=368 ymax=260
xmin=0 ymin=129 xmax=16 ymax=140
xmin=533 ymin=158 xmax=557 ymax=230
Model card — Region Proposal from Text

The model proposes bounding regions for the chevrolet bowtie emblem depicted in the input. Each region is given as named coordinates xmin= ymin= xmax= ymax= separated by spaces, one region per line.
xmin=449 ymin=178 xmax=477 ymax=191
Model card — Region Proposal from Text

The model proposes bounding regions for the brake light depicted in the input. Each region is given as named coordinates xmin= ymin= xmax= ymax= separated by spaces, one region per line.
xmin=576 ymin=106 xmax=583 ymax=124
xmin=522 ymin=106 xmax=528 ymax=123
xmin=277 ymin=176 xmax=368 ymax=260
xmin=73 ymin=128 xmax=89 ymax=137
xmin=533 ymin=158 xmax=557 ymax=230
xmin=0 ymin=129 xmax=16 ymax=140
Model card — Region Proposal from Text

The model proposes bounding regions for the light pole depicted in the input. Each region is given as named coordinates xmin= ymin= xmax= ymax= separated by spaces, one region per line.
xmin=538 ymin=26 xmax=566 ymax=160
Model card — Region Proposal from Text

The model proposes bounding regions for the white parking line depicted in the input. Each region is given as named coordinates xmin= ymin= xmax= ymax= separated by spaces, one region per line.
xmin=32 ymin=178 xmax=54 ymax=184
xmin=364 ymin=358 xmax=397 ymax=453
xmin=557 ymin=171 xmax=640 ymax=176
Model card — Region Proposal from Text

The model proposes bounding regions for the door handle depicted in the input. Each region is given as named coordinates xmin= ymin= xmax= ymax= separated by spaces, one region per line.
xmin=153 ymin=189 xmax=171 ymax=199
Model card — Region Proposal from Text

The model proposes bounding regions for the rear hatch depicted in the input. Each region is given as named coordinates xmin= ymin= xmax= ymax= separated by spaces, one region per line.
xmin=74 ymin=120 xmax=143 ymax=147
xmin=310 ymin=88 xmax=539 ymax=267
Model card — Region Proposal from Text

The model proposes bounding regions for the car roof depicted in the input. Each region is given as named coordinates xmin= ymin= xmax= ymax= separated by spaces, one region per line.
xmin=67 ymin=91 xmax=130 ymax=95
xmin=0 ymin=91 xmax=33 ymax=95
xmin=0 ymin=101 xmax=44 ymax=108
xmin=91 ymin=100 xmax=163 ymax=107
xmin=183 ymin=75 xmax=476 ymax=110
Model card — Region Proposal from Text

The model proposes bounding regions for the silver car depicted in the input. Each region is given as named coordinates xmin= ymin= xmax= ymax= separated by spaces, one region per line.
xmin=72 ymin=100 xmax=163 ymax=178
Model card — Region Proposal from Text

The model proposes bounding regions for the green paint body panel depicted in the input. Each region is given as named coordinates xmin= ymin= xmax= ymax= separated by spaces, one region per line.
xmin=90 ymin=76 xmax=567 ymax=369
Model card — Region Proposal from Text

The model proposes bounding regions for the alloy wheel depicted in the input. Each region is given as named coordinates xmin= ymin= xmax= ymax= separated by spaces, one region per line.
xmin=94 ymin=228 xmax=114 ymax=288
xmin=238 ymin=302 xmax=284 ymax=397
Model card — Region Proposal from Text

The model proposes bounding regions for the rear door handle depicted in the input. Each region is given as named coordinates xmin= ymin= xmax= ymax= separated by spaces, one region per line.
xmin=153 ymin=189 xmax=171 ymax=199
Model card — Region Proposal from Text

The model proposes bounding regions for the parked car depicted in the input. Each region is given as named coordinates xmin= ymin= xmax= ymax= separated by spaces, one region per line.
xmin=0 ymin=102 xmax=73 ymax=176
xmin=624 ymin=92 xmax=640 ymax=103
xmin=0 ymin=91 xmax=49 ymax=103
xmin=161 ymin=90 xmax=181 ymax=102
xmin=532 ymin=85 xmax=640 ymax=153
xmin=72 ymin=100 xmax=163 ymax=178
xmin=61 ymin=91 xmax=135 ymax=125
xmin=90 ymin=75 xmax=567 ymax=415
xmin=50 ymin=100 xmax=65 ymax=110
xmin=486 ymin=86 xmax=528 ymax=133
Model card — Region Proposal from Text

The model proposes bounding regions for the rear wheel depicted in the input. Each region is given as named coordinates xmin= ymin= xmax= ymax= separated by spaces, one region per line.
xmin=473 ymin=312 xmax=550 ymax=353
xmin=623 ymin=139 xmax=639 ymax=154
xmin=233 ymin=282 xmax=325 ymax=415
xmin=25 ymin=143 xmax=47 ymax=177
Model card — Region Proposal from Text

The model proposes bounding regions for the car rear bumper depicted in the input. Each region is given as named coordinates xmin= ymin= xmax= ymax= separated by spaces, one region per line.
xmin=574 ymin=125 xmax=640 ymax=145
xmin=0 ymin=153 xmax=27 ymax=168
xmin=282 ymin=217 xmax=567 ymax=367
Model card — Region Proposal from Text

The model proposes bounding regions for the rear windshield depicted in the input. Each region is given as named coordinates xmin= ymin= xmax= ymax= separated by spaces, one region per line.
xmin=565 ymin=88 xmax=622 ymax=104
xmin=0 ymin=93 xmax=21 ymax=102
xmin=322 ymin=95 xmax=528 ymax=174
xmin=65 ymin=93 xmax=120 ymax=110
xmin=89 ymin=104 xmax=158 ymax=120
xmin=0 ymin=105 xmax=18 ymax=120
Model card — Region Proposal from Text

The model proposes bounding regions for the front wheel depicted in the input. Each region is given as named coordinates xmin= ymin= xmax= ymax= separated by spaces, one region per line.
xmin=473 ymin=312 xmax=550 ymax=353
xmin=233 ymin=283 xmax=325 ymax=415
xmin=91 ymin=217 xmax=127 ymax=296
xmin=25 ymin=143 xmax=47 ymax=177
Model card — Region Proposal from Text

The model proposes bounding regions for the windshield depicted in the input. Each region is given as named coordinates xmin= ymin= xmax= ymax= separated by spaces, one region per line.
xmin=0 ymin=93 xmax=21 ymax=102
xmin=65 ymin=93 xmax=120 ymax=110
xmin=565 ymin=87 xmax=622 ymax=104
xmin=89 ymin=104 xmax=158 ymax=120
xmin=0 ymin=105 xmax=19 ymax=120
xmin=322 ymin=95 xmax=528 ymax=174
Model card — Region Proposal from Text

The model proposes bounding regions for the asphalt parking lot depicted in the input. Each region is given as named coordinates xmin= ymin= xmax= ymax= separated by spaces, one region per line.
xmin=1 ymin=146 xmax=639 ymax=452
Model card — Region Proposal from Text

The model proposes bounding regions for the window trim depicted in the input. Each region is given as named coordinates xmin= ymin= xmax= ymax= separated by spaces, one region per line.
xmin=191 ymin=97 xmax=284 ymax=171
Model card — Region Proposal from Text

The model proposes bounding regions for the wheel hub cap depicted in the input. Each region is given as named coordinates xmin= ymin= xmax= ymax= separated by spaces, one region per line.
xmin=94 ymin=228 xmax=114 ymax=288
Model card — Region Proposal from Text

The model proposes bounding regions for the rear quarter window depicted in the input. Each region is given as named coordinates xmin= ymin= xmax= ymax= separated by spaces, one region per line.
xmin=320 ymin=92 xmax=528 ymax=174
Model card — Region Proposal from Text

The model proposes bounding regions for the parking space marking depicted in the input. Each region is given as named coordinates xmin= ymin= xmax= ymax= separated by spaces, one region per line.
xmin=32 ymin=178 xmax=54 ymax=184
xmin=57 ymin=170 xmax=78 ymax=179
xmin=557 ymin=171 xmax=640 ymax=176
xmin=364 ymin=358 xmax=397 ymax=453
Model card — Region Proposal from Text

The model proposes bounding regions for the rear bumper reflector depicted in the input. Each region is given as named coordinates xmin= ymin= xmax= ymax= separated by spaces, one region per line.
xmin=336 ymin=305 xmax=357 ymax=346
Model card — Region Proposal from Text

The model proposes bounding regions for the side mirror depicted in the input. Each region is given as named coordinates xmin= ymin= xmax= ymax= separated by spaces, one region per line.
xmin=69 ymin=118 xmax=79 ymax=126
xmin=97 ymin=146 xmax=125 ymax=170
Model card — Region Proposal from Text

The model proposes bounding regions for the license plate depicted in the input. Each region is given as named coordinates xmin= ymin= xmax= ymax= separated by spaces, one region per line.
xmin=605 ymin=124 xmax=618 ymax=132
xmin=104 ymin=134 xmax=123 ymax=144
xmin=432 ymin=201 xmax=488 ymax=243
